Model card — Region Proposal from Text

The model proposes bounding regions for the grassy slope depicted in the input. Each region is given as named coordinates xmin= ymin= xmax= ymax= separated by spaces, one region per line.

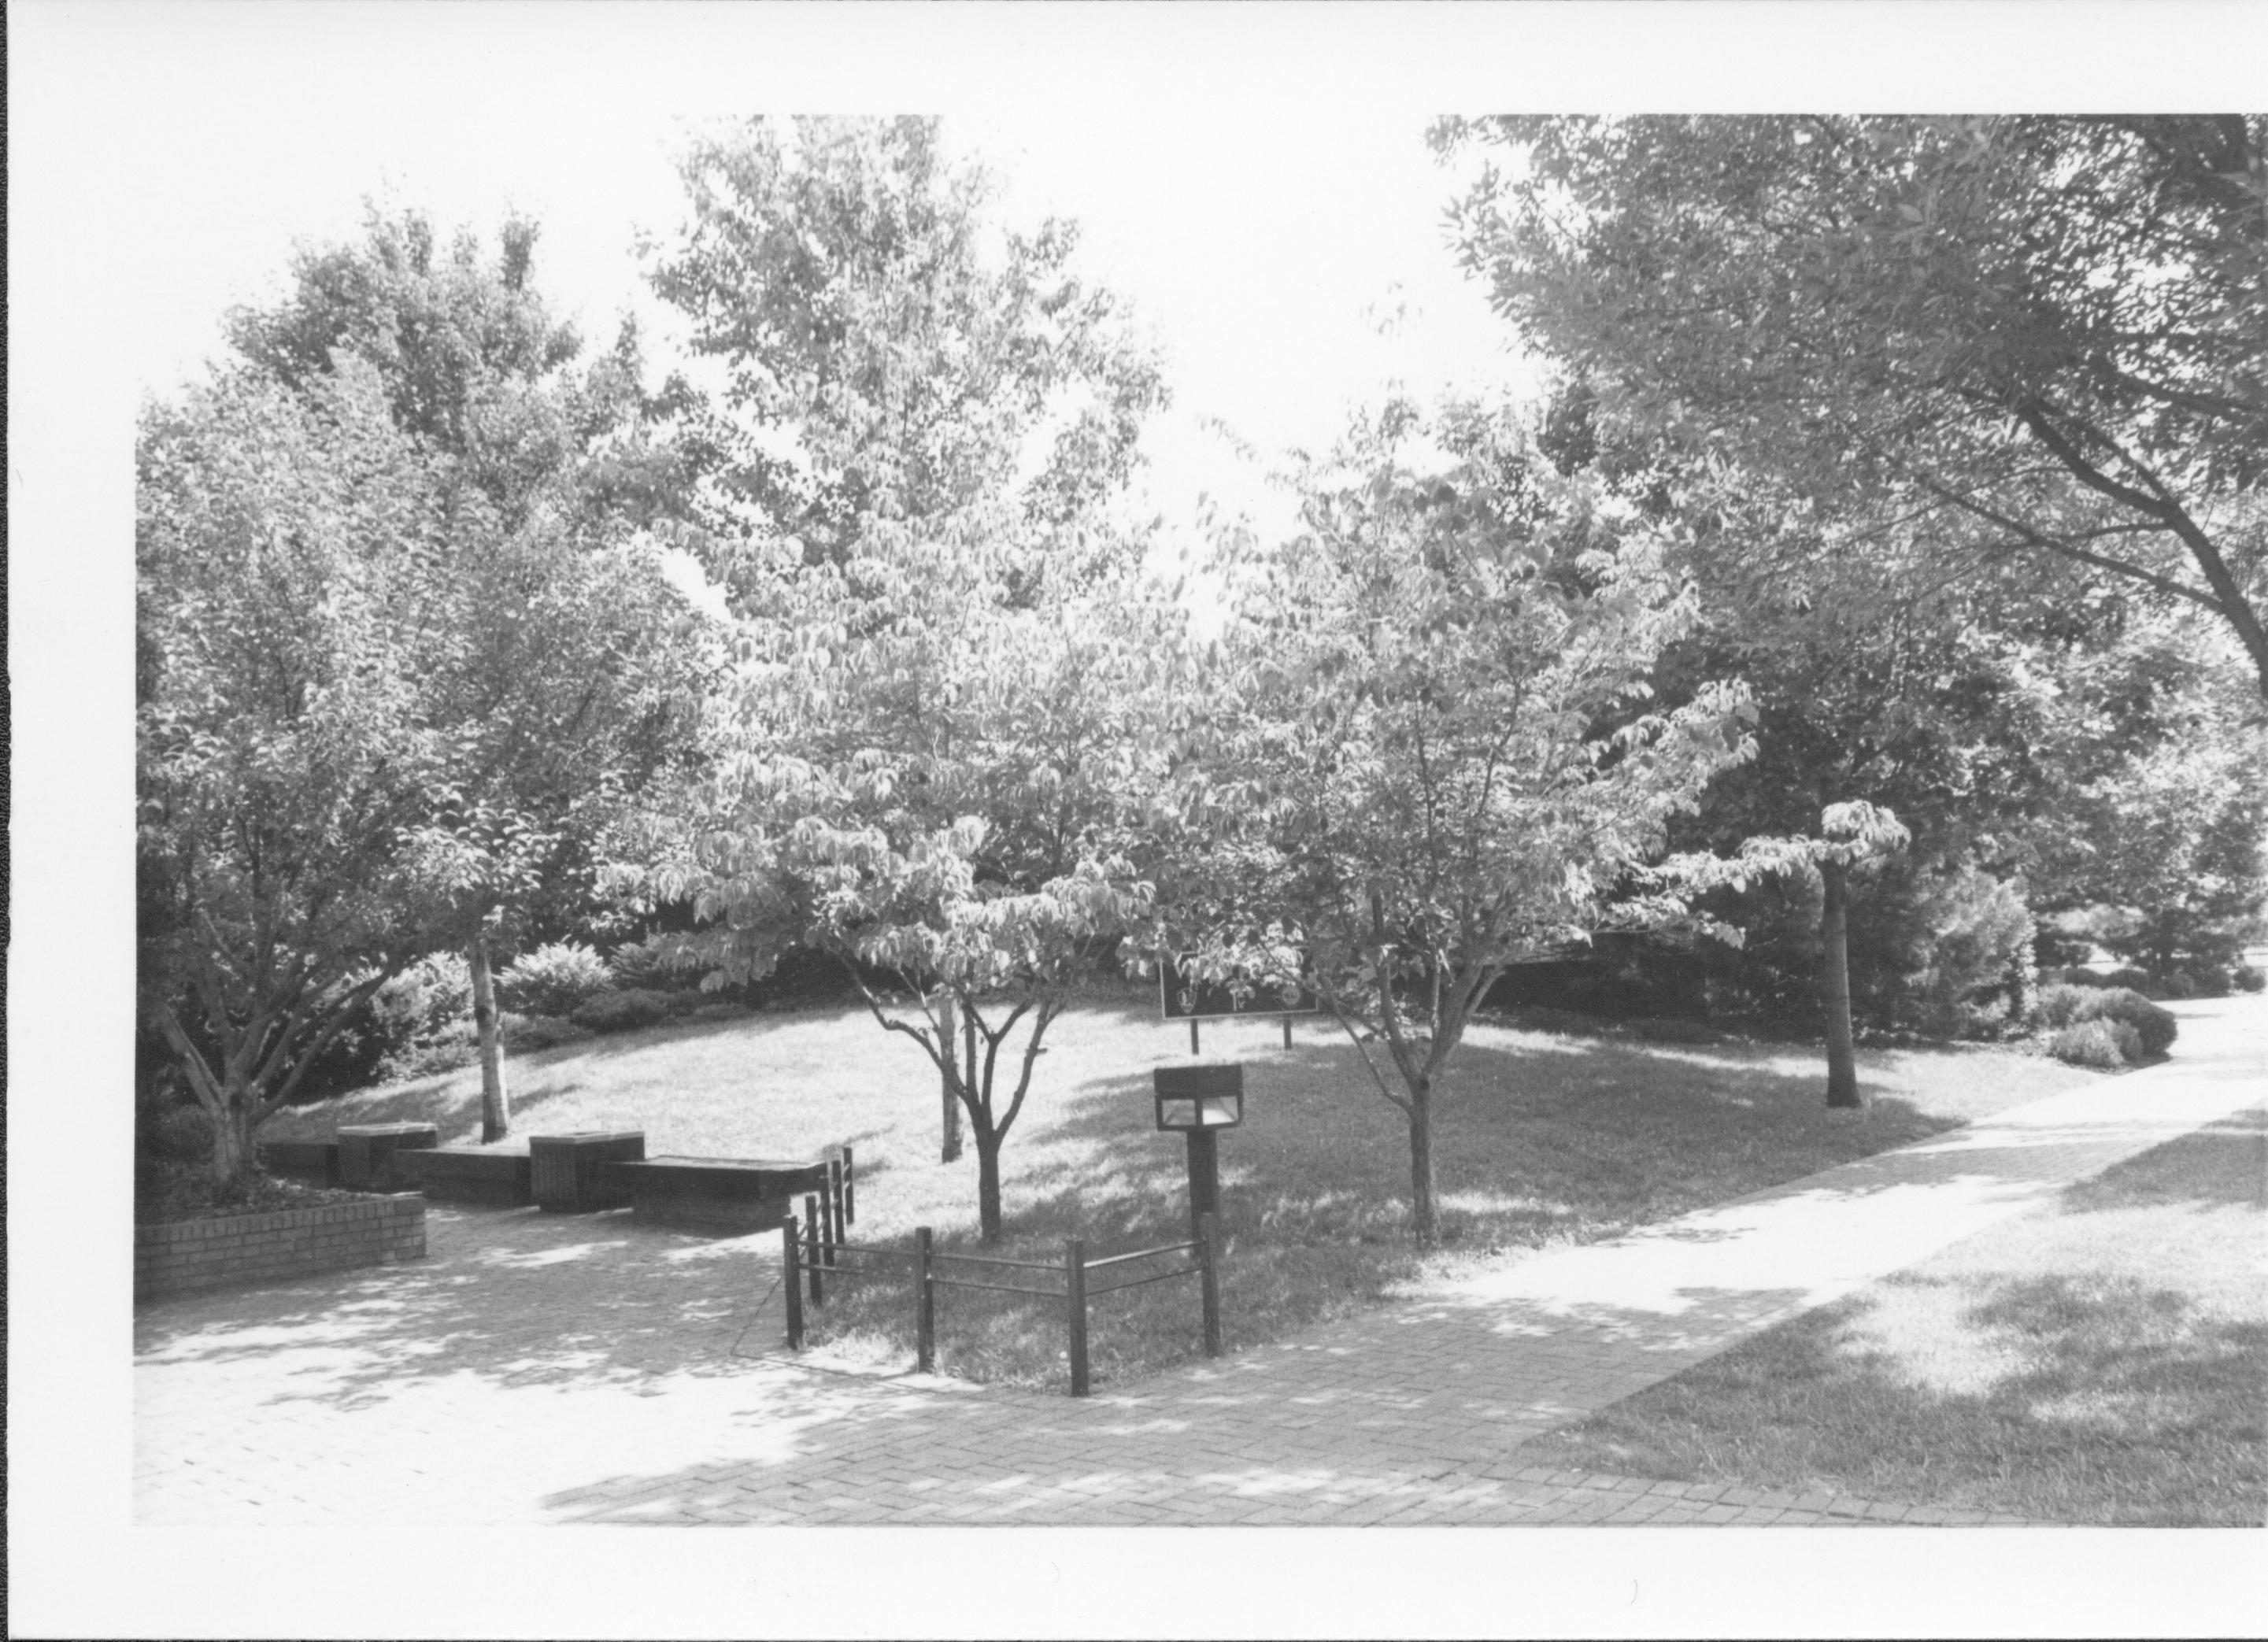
xmin=268 ymin=982 xmax=2103 ymax=1389
xmin=1510 ymin=1106 xmax=2268 ymax=1524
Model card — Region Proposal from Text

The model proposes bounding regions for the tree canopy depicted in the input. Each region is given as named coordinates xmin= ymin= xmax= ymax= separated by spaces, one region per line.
xmin=1437 ymin=116 xmax=2268 ymax=698
xmin=1155 ymin=401 xmax=1768 ymax=1239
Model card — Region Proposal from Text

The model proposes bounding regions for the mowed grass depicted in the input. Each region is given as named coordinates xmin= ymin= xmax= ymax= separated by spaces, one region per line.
xmin=1510 ymin=1106 xmax=2268 ymax=1524
xmin=268 ymin=983 xmax=2104 ymax=1390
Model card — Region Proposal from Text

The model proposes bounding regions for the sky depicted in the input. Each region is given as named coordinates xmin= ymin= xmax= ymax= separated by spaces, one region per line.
xmin=110 ymin=72 xmax=1522 ymax=547
xmin=13 ymin=3 xmax=2268 ymax=1636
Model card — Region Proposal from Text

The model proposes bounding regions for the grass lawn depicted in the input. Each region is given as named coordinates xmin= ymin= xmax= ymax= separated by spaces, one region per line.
xmin=1508 ymin=1105 xmax=2268 ymax=1525
xmin=267 ymin=983 xmax=2104 ymax=1389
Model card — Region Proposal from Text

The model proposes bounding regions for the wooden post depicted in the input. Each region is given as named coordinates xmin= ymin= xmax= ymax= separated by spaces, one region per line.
xmin=1184 ymin=1127 xmax=1220 ymax=1244
xmin=823 ymin=1154 xmax=843 ymax=1266
xmin=1065 ymin=1237 xmax=1090 ymax=1397
xmin=783 ymin=1215 xmax=805 ymax=1349
xmin=804 ymin=1194 xmax=823 ymax=1305
xmin=1282 ymin=1016 xmax=1293 ymax=1049
xmin=1189 ymin=1018 xmax=1201 ymax=1055
xmin=915 ymin=1226 xmax=936 ymax=1374
xmin=841 ymin=1144 xmax=856 ymax=1226
xmin=1197 ymin=1211 xmax=1223 ymax=1359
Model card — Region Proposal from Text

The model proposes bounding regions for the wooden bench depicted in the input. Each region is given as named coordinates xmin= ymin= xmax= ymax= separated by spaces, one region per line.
xmin=393 ymin=1146 xmax=534 ymax=1207
xmin=609 ymin=1156 xmax=831 ymax=1233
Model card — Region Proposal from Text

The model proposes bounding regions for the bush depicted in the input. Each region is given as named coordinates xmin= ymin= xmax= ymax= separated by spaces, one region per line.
xmin=501 ymin=1011 xmax=596 ymax=1052
xmin=2089 ymin=987 xmax=2180 ymax=1057
xmin=1892 ymin=867 xmax=2038 ymax=1038
xmin=372 ymin=953 xmax=474 ymax=1050
xmin=606 ymin=935 xmax=708 ymax=993
xmin=496 ymin=941 xmax=615 ymax=1018
xmin=2048 ymin=1017 xmax=2141 ymax=1070
xmin=138 ymin=1100 xmax=213 ymax=1166
xmin=571 ymin=988 xmax=672 ymax=1034
xmin=2234 ymin=964 xmax=2266 ymax=994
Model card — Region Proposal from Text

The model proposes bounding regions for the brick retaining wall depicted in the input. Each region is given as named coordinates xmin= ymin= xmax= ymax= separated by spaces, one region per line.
xmin=135 ymin=1194 xmax=427 ymax=1302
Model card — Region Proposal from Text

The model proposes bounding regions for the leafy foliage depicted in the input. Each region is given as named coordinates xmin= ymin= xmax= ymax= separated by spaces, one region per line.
xmin=570 ymin=989 xmax=672 ymax=1034
xmin=495 ymin=941 xmax=616 ymax=1018
xmin=1154 ymin=401 xmax=1776 ymax=1239
xmin=1439 ymin=116 xmax=2268 ymax=697
xmin=2048 ymin=1016 xmax=2143 ymax=1071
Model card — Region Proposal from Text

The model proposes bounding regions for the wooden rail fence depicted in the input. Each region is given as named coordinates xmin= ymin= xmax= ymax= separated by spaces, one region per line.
xmin=780 ymin=1209 xmax=1223 ymax=1396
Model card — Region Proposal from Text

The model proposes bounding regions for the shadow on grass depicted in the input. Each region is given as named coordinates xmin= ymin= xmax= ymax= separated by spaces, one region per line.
xmin=1507 ymin=1104 xmax=2268 ymax=1526
xmin=792 ymin=1033 xmax=1968 ymax=1389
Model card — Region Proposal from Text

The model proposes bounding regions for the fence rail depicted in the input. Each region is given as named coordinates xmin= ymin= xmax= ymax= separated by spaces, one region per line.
xmin=779 ymin=1211 xmax=1223 ymax=1396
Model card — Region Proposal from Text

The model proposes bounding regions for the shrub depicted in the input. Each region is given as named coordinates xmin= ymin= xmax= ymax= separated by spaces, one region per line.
xmin=2048 ymin=1017 xmax=2141 ymax=1070
xmin=372 ymin=953 xmax=474 ymax=1050
xmin=2034 ymin=983 xmax=2179 ymax=1060
xmin=138 ymin=1100 xmax=213 ymax=1166
xmin=571 ymin=988 xmax=671 ymax=1034
xmin=496 ymin=941 xmax=615 ymax=1018
xmin=501 ymin=1011 xmax=596 ymax=1052
xmin=1892 ymin=867 xmax=2038 ymax=1038
xmin=2234 ymin=964 xmax=2266 ymax=994
xmin=606 ymin=935 xmax=708 ymax=993
xmin=2089 ymin=988 xmax=2179 ymax=1057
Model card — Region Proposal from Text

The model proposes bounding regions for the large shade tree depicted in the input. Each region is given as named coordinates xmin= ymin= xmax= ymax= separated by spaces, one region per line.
xmin=223 ymin=209 xmax=709 ymax=1140
xmin=1437 ymin=116 xmax=2268 ymax=701
xmin=1153 ymin=402 xmax=1775 ymax=1241
xmin=635 ymin=115 xmax=1171 ymax=1170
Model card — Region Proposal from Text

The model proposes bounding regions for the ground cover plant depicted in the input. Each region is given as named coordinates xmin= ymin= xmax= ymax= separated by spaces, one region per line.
xmin=265 ymin=983 xmax=2103 ymax=1388
xmin=1506 ymin=1106 xmax=2268 ymax=1525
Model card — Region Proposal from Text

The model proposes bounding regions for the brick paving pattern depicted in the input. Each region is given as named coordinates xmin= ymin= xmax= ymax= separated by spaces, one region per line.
xmin=135 ymin=996 xmax=2262 ymax=1526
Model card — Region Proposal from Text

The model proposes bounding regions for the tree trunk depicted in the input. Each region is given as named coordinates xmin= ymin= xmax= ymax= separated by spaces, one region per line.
xmin=209 ymin=1097 xmax=255 ymax=1199
xmin=974 ymin=1128 xmax=1005 ymax=1244
xmin=1408 ymin=1078 xmax=1439 ymax=1244
xmin=937 ymin=994 xmax=963 ymax=1163
xmin=1820 ymin=859 xmax=1863 ymax=1108
xmin=469 ymin=931 xmax=511 ymax=1143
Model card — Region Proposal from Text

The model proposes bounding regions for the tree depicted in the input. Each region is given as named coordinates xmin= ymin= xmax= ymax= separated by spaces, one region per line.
xmin=648 ymin=116 xmax=1167 ymax=608
xmin=640 ymin=116 xmax=1171 ymax=1168
xmin=617 ymin=555 xmax=1175 ymax=1241
xmin=227 ymin=209 xmax=708 ymax=1140
xmin=1153 ymin=402 xmax=1769 ymax=1243
xmin=1437 ymin=116 xmax=2268 ymax=701
xmin=137 ymin=366 xmax=481 ymax=1189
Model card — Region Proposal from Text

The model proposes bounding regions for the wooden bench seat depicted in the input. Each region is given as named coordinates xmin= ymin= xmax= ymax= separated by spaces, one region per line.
xmin=609 ymin=1156 xmax=831 ymax=1233
xmin=393 ymin=1146 xmax=535 ymax=1207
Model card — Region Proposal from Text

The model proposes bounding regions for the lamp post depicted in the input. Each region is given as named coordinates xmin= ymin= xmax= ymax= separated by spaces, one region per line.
xmin=1153 ymin=1063 xmax=1244 ymax=1241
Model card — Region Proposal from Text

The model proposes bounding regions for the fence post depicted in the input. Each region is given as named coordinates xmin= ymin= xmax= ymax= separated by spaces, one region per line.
xmin=783 ymin=1215 xmax=805 ymax=1349
xmin=823 ymin=1154 xmax=842 ymax=1267
xmin=915 ymin=1226 xmax=936 ymax=1374
xmin=842 ymin=1144 xmax=856 ymax=1226
xmin=804 ymin=1194 xmax=823 ymax=1305
xmin=1198 ymin=1211 xmax=1223 ymax=1359
xmin=1066 ymin=1237 xmax=1090 ymax=1397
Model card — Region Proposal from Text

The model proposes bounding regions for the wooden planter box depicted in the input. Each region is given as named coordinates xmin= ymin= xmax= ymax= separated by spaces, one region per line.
xmin=257 ymin=1139 xmax=341 ymax=1186
xmin=135 ymin=1194 xmax=425 ymax=1302
xmin=394 ymin=1145 xmax=534 ymax=1207
xmin=611 ymin=1156 xmax=830 ymax=1233
xmin=336 ymin=1123 xmax=441 ymax=1191
xmin=529 ymin=1130 xmax=645 ymax=1212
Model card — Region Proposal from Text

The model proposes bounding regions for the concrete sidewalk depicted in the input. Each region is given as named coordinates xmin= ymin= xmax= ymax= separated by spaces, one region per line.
xmin=134 ymin=995 xmax=2263 ymax=1526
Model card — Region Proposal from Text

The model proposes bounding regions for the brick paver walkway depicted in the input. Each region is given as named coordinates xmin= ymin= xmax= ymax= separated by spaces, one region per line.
xmin=135 ymin=995 xmax=2263 ymax=1526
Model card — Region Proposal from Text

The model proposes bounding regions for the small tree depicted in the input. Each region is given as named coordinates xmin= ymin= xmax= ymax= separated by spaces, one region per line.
xmin=1156 ymin=404 xmax=1767 ymax=1243
xmin=620 ymin=553 xmax=1175 ymax=1242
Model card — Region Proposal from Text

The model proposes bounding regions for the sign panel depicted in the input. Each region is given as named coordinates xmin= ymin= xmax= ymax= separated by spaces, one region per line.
xmin=1159 ymin=955 xmax=1321 ymax=1020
